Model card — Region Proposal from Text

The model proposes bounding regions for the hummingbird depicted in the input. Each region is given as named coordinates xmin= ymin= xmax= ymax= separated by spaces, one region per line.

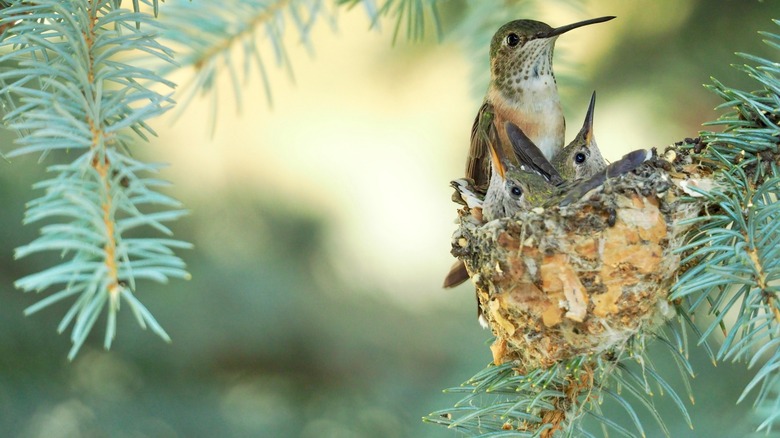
xmin=444 ymin=16 xmax=615 ymax=289
xmin=482 ymin=122 xmax=559 ymax=221
xmin=552 ymin=91 xmax=607 ymax=181
xmin=547 ymin=90 xmax=652 ymax=205
xmin=559 ymin=147 xmax=653 ymax=207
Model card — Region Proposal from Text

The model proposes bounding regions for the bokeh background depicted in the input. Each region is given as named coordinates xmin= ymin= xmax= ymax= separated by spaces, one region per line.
xmin=0 ymin=0 xmax=778 ymax=436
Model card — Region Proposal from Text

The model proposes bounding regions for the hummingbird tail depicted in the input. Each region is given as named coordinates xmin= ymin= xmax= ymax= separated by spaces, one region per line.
xmin=443 ymin=261 xmax=470 ymax=288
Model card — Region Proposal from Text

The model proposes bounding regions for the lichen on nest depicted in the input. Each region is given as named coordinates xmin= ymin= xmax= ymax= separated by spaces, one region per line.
xmin=451 ymin=145 xmax=714 ymax=369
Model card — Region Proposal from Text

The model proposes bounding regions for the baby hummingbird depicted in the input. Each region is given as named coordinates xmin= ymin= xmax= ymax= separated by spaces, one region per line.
xmin=552 ymin=91 xmax=607 ymax=181
xmin=483 ymin=121 xmax=560 ymax=221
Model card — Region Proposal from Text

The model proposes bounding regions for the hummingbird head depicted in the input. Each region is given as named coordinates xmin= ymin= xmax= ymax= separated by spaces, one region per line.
xmin=484 ymin=125 xmax=553 ymax=220
xmin=488 ymin=17 xmax=615 ymax=96
xmin=503 ymin=166 xmax=553 ymax=211
xmin=489 ymin=20 xmax=556 ymax=91
xmin=553 ymin=91 xmax=607 ymax=181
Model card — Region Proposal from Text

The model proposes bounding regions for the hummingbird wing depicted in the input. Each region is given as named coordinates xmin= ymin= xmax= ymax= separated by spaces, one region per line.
xmin=607 ymin=149 xmax=653 ymax=176
xmin=559 ymin=149 xmax=653 ymax=206
xmin=466 ymin=102 xmax=497 ymax=194
xmin=505 ymin=121 xmax=564 ymax=185
xmin=451 ymin=105 xmax=498 ymax=290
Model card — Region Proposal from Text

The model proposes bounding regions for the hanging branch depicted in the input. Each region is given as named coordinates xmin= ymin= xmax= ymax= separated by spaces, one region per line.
xmin=160 ymin=0 xmax=443 ymax=121
xmin=337 ymin=0 xmax=442 ymax=43
xmin=160 ymin=0 xmax=317 ymax=114
xmin=0 ymin=0 xmax=190 ymax=359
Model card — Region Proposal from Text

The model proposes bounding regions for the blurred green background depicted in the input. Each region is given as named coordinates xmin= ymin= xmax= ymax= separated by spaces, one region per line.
xmin=0 ymin=0 xmax=778 ymax=436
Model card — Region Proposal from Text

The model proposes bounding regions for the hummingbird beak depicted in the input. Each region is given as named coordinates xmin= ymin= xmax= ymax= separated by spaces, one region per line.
xmin=488 ymin=140 xmax=507 ymax=180
xmin=582 ymin=91 xmax=596 ymax=145
xmin=539 ymin=16 xmax=616 ymax=39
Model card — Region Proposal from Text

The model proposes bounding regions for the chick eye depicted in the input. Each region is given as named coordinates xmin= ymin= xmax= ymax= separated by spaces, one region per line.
xmin=574 ymin=152 xmax=587 ymax=164
xmin=510 ymin=186 xmax=523 ymax=197
xmin=506 ymin=33 xmax=521 ymax=47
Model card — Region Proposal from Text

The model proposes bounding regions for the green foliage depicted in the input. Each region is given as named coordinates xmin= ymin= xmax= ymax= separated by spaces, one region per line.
xmin=160 ymin=0 xmax=322 ymax=115
xmin=0 ymin=0 xmax=445 ymax=360
xmin=336 ymin=0 xmax=443 ymax=43
xmin=0 ymin=0 xmax=190 ymax=359
xmin=671 ymin=18 xmax=780 ymax=432
xmin=161 ymin=0 xmax=443 ymax=123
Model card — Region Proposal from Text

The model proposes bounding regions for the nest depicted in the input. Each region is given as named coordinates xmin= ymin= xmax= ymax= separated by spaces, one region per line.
xmin=451 ymin=147 xmax=714 ymax=369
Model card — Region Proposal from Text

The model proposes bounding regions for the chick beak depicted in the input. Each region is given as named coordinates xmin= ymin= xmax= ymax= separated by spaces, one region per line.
xmin=488 ymin=139 xmax=507 ymax=180
xmin=582 ymin=90 xmax=596 ymax=145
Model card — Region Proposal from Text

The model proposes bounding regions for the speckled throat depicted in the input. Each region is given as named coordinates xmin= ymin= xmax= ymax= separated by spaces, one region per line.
xmin=492 ymin=38 xmax=556 ymax=95
xmin=489 ymin=38 xmax=564 ymax=160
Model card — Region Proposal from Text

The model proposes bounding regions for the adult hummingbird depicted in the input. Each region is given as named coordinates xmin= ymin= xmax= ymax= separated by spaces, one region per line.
xmin=444 ymin=16 xmax=615 ymax=289
xmin=466 ymin=16 xmax=615 ymax=193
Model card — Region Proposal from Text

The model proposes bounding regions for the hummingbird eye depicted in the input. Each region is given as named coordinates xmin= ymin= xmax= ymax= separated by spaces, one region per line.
xmin=510 ymin=186 xmax=523 ymax=197
xmin=575 ymin=152 xmax=587 ymax=164
xmin=506 ymin=33 xmax=521 ymax=47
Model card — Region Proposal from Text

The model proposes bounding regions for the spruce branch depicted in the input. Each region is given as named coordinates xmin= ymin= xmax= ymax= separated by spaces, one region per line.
xmin=425 ymin=318 xmax=695 ymax=437
xmin=670 ymin=19 xmax=780 ymax=428
xmin=159 ymin=0 xmax=324 ymax=124
xmin=161 ymin=0 xmax=443 ymax=121
xmin=0 ymin=0 xmax=190 ymax=359
xmin=336 ymin=0 xmax=442 ymax=43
